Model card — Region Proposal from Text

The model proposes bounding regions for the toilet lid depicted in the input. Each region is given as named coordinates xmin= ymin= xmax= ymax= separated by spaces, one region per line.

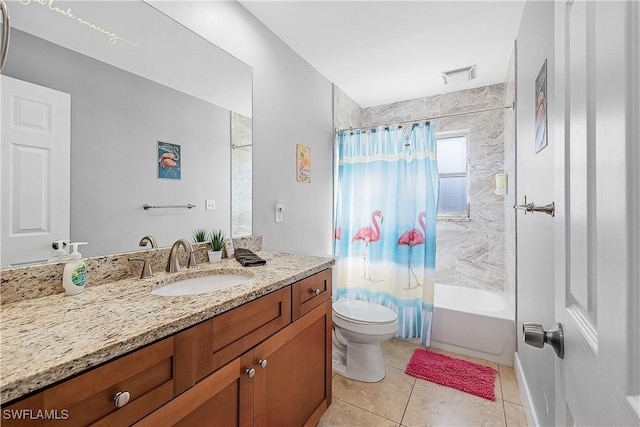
xmin=333 ymin=298 xmax=397 ymax=324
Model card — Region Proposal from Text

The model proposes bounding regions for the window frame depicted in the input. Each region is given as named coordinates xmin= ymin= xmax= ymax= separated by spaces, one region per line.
xmin=435 ymin=131 xmax=470 ymax=219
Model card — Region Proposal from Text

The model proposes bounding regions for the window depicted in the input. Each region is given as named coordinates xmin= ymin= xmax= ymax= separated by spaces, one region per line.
xmin=436 ymin=134 xmax=468 ymax=217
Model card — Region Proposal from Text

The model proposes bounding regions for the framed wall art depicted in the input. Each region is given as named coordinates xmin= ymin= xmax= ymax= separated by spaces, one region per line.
xmin=296 ymin=144 xmax=311 ymax=183
xmin=158 ymin=141 xmax=181 ymax=180
xmin=535 ymin=59 xmax=548 ymax=154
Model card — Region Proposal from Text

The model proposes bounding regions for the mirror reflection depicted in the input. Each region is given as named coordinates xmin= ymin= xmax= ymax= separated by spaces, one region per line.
xmin=0 ymin=1 xmax=252 ymax=267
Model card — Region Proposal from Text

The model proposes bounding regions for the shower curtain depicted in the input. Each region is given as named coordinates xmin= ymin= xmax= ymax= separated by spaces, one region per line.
xmin=334 ymin=123 xmax=439 ymax=345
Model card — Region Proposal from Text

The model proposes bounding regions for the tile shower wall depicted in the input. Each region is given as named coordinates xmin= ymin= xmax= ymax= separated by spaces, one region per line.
xmin=333 ymin=84 xmax=363 ymax=131
xmin=334 ymin=84 xmax=506 ymax=292
xmin=231 ymin=112 xmax=253 ymax=237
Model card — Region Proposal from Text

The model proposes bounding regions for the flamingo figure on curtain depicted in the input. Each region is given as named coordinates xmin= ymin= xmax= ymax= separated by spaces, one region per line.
xmin=351 ymin=210 xmax=384 ymax=280
xmin=397 ymin=211 xmax=426 ymax=289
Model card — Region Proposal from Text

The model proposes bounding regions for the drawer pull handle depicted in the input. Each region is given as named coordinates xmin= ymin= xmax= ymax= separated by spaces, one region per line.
xmin=113 ymin=391 xmax=131 ymax=408
xmin=258 ymin=359 xmax=268 ymax=369
xmin=311 ymin=288 xmax=321 ymax=296
xmin=246 ymin=368 xmax=256 ymax=378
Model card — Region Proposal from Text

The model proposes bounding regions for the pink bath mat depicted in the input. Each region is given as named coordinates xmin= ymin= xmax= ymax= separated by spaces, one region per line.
xmin=405 ymin=348 xmax=497 ymax=401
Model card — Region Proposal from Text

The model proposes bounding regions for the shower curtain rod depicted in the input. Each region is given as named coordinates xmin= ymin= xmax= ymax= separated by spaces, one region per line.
xmin=334 ymin=103 xmax=514 ymax=134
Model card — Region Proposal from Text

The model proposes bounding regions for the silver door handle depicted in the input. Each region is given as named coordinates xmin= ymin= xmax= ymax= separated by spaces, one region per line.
xmin=523 ymin=322 xmax=564 ymax=359
xmin=513 ymin=195 xmax=555 ymax=217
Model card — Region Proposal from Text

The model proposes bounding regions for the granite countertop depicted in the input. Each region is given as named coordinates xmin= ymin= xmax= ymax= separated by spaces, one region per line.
xmin=0 ymin=252 xmax=334 ymax=405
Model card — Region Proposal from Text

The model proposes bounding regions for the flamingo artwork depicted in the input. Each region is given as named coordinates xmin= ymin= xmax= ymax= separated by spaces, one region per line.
xmin=159 ymin=146 xmax=180 ymax=169
xmin=351 ymin=210 xmax=384 ymax=280
xmin=397 ymin=211 xmax=426 ymax=289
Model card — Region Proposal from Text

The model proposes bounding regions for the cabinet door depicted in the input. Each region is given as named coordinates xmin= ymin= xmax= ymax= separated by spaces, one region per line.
xmin=2 ymin=333 xmax=189 ymax=427
xmin=135 ymin=352 xmax=254 ymax=427
xmin=194 ymin=287 xmax=291 ymax=381
xmin=253 ymin=300 xmax=332 ymax=427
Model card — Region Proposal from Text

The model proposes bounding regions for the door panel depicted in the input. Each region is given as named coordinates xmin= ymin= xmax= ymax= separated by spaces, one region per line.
xmin=567 ymin=0 xmax=594 ymax=314
xmin=1 ymin=76 xmax=70 ymax=267
xmin=555 ymin=1 xmax=640 ymax=424
xmin=253 ymin=300 xmax=331 ymax=427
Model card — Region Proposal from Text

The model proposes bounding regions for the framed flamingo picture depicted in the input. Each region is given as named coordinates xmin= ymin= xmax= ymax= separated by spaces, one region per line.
xmin=157 ymin=141 xmax=181 ymax=180
xmin=534 ymin=59 xmax=548 ymax=154
xmin=296 ymin=144 xmax=311 ymax=183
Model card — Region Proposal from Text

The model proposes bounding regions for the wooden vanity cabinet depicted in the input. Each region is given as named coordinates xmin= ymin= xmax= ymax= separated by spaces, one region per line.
xmin=253 ymin=298 xmax=332 ymax=427
xmin=2 ymin=331 xmax=195 ymax=427
xmin=137 ymin=269 xmax=333 ymax=427
xmin=133 ymin=352 xmax=255 ymax=427
xmin=3 ymin=269 xmax=332 ymax=427
xmin=193 ymin=287 xmax=292 ymax=382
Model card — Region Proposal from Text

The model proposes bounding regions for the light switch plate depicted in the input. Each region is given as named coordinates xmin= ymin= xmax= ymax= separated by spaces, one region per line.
xmin=205 ymin=200 xmax=216 ymax=211
xmin=275 ymin=202 xmax=285 ymax=223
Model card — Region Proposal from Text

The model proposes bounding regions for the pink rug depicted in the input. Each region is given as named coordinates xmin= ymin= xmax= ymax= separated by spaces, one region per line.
xmin=405 ymin=348 xmax=497 ymax=401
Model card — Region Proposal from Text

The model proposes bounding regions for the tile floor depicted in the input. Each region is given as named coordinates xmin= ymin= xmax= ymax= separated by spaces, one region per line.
xmin=318 ymin=338 xmax=527 ymax=426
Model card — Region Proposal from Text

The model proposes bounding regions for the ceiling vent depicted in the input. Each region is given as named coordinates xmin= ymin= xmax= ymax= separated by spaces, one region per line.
xmin=441 ymin=65 xmax=477 ymax=85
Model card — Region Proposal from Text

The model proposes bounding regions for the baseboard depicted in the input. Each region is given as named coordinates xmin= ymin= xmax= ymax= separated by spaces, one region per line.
xmin=514 ymin=352 xmax=538 ymax=426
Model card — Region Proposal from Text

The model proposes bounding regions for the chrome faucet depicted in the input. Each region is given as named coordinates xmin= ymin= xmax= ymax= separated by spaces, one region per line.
xmin=139 ymin=235 xmax=158 ymax=248
xmin=166 ymin=239 xmax=198 ymax=273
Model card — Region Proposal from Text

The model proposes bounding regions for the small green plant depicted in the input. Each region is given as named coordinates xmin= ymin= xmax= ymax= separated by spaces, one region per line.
xmin=209 ymin=229 xmax=226 ymax=251
xmin=192 ymin=228 xmax=208 ymax=243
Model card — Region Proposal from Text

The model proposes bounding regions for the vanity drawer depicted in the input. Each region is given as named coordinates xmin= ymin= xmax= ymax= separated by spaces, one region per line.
xmin=194 ymin=287 xmax=291 ymax=381
xmin=292 ymin=269 xmax=332 ymax=321
xmin=2 ymin=333 xmax=192 ymax=427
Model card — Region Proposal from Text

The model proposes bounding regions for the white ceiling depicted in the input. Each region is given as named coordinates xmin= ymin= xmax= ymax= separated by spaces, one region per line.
xmin=240 ymin=1 xmax=525 ymax=108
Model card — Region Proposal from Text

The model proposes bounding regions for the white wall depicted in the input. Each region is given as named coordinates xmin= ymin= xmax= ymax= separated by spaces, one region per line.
xmin=515 ymin=1 xmax=557 ymax=425
xmin=5 ymin=30 xmax=231 ymax=257
xmin=158 ymin=1 xmax=335 ymax=257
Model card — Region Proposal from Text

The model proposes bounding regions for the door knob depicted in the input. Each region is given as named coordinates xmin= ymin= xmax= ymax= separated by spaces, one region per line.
xmin=258 ymin=359 xmax=268 ymax=369
xmin=245 ymin=368 xmax=256 ymax=378
xmin=523 ymin=322 xmax=564 ymax=359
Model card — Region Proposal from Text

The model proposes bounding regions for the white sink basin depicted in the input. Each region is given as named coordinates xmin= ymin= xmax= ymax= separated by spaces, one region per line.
xmin=152 ymin=274 xmax=250 ymax=296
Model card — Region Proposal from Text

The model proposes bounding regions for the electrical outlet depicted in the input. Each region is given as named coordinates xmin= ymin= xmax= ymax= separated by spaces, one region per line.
xmin=205 ymin=200 xmax=216 ymax=211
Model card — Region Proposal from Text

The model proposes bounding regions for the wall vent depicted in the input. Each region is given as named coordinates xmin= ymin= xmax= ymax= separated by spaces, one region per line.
xmin=441 ymin=65 xmax=477 ymax=85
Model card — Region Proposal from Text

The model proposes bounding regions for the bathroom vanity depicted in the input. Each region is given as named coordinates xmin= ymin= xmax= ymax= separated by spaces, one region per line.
xmin=0 ymin=252 xmax=333 ymax=426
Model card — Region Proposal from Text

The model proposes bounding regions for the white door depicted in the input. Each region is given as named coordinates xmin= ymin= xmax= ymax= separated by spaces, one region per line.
xmin=552 ymin=1 xmax=640 ymax=425
xmin=1 ymin=76 xmax=71 ymax=267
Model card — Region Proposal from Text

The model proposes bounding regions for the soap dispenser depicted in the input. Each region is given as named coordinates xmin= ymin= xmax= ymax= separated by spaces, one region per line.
xmin=63 ymin=242 xmax=88 ymax=296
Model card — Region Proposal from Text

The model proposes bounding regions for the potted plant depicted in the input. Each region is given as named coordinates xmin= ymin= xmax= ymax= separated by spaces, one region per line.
xmin=208 ymin=229 xmax=226 ymax=263
xmin=192 ymin=228 xmax=208 ymax=243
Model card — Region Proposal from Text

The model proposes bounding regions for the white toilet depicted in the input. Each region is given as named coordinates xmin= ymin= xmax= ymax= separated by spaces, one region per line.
xmin=332 ymin=298 xmax=399 ymax=382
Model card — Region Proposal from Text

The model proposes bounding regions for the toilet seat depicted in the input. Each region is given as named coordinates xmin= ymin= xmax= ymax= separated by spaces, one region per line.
xmin=333 ymin=298 xmax=397 ymax=324
xmin=332 ymin=299 xmax=398 ymax=336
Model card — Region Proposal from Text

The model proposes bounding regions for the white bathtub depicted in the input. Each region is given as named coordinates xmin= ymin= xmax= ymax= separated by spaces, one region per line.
xmin=431 ymin=283 xmax=515 ymax=366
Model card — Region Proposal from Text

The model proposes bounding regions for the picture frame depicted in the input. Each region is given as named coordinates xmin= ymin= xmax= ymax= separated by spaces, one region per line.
xmin=296 ymin=144 xmax=311 ymax=183
xmin=535 ymin=59 xmax=548 ymax=154
xmin=157 ymin=141 xmax=181 ymax=180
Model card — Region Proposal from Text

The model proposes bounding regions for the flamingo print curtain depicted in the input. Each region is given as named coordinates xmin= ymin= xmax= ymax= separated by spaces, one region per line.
xmin=334 ymin=123 xmax=438 ymax=345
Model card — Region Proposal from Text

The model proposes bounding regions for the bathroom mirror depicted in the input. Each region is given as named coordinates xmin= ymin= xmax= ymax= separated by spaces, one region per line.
xmin=0 ymin=1 xmax=252 ymax=266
